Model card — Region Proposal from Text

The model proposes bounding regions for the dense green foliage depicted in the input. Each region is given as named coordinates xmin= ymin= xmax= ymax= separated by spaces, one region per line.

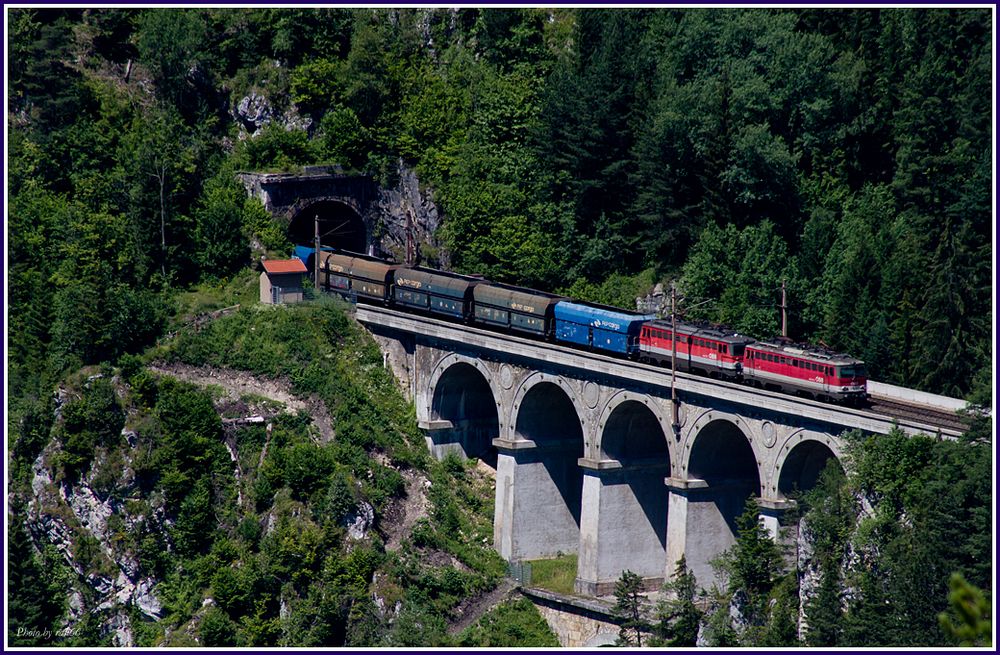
xmin=613 ymin=570 xmax=651 ymax=647
xmin=9 ymin=298 xmax=517 ymax=646
xmin=7 ymin=506 xmax=70 ymax=646
xmin=686 ymin=426 xmax=992 ymax=648
xmin=8 ymin=8 xmax=991 ymax=405
xmin=805 ymin=430 xmax=993 ymax=647
xmin=650 ymin=556 xmax=702 ymax=647
xmin=939 ymin=573 xmax=992 ymax=647
xmin=7 ymin=7 xmax=992 ymax=648
xmin=702 ymin=499 xmax=799 ymax=647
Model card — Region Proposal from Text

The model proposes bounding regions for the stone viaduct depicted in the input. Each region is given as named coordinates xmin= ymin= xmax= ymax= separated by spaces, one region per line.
xmin=357 ymin=304 xmax=963 ymax=596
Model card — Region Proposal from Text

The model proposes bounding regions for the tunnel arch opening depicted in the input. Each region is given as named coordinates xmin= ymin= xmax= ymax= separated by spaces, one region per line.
xmin=288 ymin=199 xmax=367 ymax=253
xmin=431 ymin=362 xmax=499 ymax=467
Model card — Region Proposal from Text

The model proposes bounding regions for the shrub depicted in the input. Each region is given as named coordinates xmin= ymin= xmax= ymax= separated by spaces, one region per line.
xmin=200 ymin=606 xmax=238 ymax=646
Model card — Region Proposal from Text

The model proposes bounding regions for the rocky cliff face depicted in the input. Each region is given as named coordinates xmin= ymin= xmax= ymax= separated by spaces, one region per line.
xmin=794 ymin=490 xmax=876 ymax=640
xmin=18 ymin=364 xmax=389 ymax=647
xmin=26 ymin=380 xmax=164 ymax=646
xmin=375 ymin=160 xmax=447 ymax=268
xmin=231 ymin=89 xmax=313 ymax=141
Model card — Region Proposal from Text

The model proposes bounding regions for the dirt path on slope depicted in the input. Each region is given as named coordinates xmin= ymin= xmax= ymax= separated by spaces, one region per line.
xmin=382 ymin=468 xmax=432 ymax=551
xmin=148 ymin=362 xmax=334 ymax=443
xmin=446 ymin=578 xmax=519 ymax=635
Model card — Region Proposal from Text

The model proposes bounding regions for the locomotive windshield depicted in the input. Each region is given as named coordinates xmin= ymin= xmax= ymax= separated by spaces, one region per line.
xmin=838 ymin=365 xmax=867 ymax=378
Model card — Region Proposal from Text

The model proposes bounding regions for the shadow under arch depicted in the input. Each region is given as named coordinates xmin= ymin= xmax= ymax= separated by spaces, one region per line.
xmin=430 ymin=362 xmax=499 ymax=467
xmin=601 ymin=399 xmax=671 ymax=546
xmin=578 ymin=398 xmax=670 ymax=590
xmin=687 ymin=418 xmax=761 ymax=532
xmin=777 ymin=439 xmax=841 ymax=499
xmin=512 ymin=381 xmax=585 ymax=552
xmin=682 ymin=418 xmax=761 ymax=588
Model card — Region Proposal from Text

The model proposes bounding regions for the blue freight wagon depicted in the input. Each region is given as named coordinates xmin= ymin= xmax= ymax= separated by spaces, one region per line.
xmin=554 ymin=302 xmax=655 ymax=356
xmin=293 ymin=245 xmax=335 ymax=272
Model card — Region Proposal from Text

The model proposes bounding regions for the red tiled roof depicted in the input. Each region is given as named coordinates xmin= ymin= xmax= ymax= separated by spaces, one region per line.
xmin=262 ymin=259 xmax=308 ymax=274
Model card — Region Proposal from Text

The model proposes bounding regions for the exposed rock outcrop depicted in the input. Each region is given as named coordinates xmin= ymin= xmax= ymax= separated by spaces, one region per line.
xmin=232 ymin=89 xmax=313 ymax=140
xmin=376 ymin=160 xmax=447 ymax=268
xmin=27 ymin=450 xmax=164 ymax=646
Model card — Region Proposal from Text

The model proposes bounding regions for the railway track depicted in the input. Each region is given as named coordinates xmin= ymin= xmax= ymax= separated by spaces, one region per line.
xmin=865 ymin=396 xmax=972 ymax=434
xmin=359 ymin=304 xmax=980 ymax=438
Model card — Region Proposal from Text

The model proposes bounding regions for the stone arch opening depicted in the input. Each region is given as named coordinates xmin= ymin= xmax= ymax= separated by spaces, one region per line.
xmin=777 ymin=440 xmax=840 ymax=499
xmin=683 ymin=419 xmax=761 ymax=588
xmin=510 ymin=381 xmax=585 ymax=556
xmin=430 ymin=362 xmax=499 ymax=466
xmin=582 ymin=399 xmax=670 ymax=590
xmin=288 ymin=199 xmax=367 ymax=253
xmin=602 ymin=400 xmax=669 ymax=465
xmin=688 ymin=419 xmax=760 ymax=485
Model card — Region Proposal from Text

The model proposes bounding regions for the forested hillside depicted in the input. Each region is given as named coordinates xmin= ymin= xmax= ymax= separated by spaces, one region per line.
xmin=6 ymin=7 xmax=993 ymax=648
xmin=8 ymin=8 xmax=992 ymax=405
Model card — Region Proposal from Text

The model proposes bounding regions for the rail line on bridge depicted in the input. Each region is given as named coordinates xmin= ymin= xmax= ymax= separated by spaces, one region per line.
xmin=354 ymin=304 xmax=967 ymax=440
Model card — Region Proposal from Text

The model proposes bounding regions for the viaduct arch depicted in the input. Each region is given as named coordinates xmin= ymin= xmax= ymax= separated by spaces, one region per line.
xmin=674 ymin=417 xmax=762 ymax=587
xmin=497 ymin=375 xmax=586 ymax=561
xmin=357 ymin=305 xmax=959 ymax=599
xmin=576 ymin=394 xmax=671 ymax=594
xmin=422 ymin=354 xmax=499 ymax=466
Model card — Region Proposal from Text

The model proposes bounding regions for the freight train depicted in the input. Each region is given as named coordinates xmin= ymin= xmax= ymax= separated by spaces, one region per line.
xmin=296 ymin=247 xmax=868 ymax=404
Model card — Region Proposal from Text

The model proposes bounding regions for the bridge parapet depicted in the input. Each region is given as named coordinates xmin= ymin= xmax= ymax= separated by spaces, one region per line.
xmin=868 ymin=380 xmax=969 ymax=412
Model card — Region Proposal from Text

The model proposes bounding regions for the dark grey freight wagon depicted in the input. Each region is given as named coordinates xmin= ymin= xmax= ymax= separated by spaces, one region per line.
xmin=473 ymin=283 xmax=564 ymax=337
xmin=393 ymin=267 xmax=482 ymax=320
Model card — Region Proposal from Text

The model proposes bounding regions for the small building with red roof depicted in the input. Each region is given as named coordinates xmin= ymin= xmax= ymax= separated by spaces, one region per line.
xmin=260 ymin=258 xmax=309 ymax=305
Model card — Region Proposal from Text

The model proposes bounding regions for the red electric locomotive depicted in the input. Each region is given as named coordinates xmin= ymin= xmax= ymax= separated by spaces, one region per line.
xmin=743 ymin=340 xmax=867 ymax=403
xmin=639 ymin=320 xmax=755 ymax=380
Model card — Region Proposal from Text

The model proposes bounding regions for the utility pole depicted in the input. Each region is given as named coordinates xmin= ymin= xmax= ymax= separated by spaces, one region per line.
xmin=780 ymin=279 xmax=787 ymax=338
xmin=314 ymin=214 xmax=321 ymax=291
xmin=406 ymin=208 xmax=416 ymax=266
xmin=671 ymin=283 xmax=680 ymax=439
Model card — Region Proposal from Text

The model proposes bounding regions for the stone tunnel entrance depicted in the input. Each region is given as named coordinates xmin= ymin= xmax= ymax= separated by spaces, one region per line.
xmin=428 ymin=363 xmax=499 ymax=467
xmin=287 ymin=199 xmax=368 ymax=253
xmin=682 ymin=419 xmax=761 ymax=590
xmin=577 ymin=400 xmax=670 ymax=595
xmin=506 ymin=382 xmax=584 ymax=560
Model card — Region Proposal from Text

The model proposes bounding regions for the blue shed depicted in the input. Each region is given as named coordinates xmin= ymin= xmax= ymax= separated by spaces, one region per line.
xmin=553 ymin=302 xmax=655 ymax=356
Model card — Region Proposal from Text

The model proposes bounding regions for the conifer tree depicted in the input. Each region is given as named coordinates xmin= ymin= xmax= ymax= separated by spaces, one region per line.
xmin=729 ymin=497 xmax=784 ymax=626
xmin=613 ymin=570 xmax=650 ymax=646
xmin=653 ymin=555 xmax=702 ymax=646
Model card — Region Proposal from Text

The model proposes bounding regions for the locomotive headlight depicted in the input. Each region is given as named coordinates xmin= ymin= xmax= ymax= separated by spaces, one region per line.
xmin=841 ymin=386 xmax=850 ymax=392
